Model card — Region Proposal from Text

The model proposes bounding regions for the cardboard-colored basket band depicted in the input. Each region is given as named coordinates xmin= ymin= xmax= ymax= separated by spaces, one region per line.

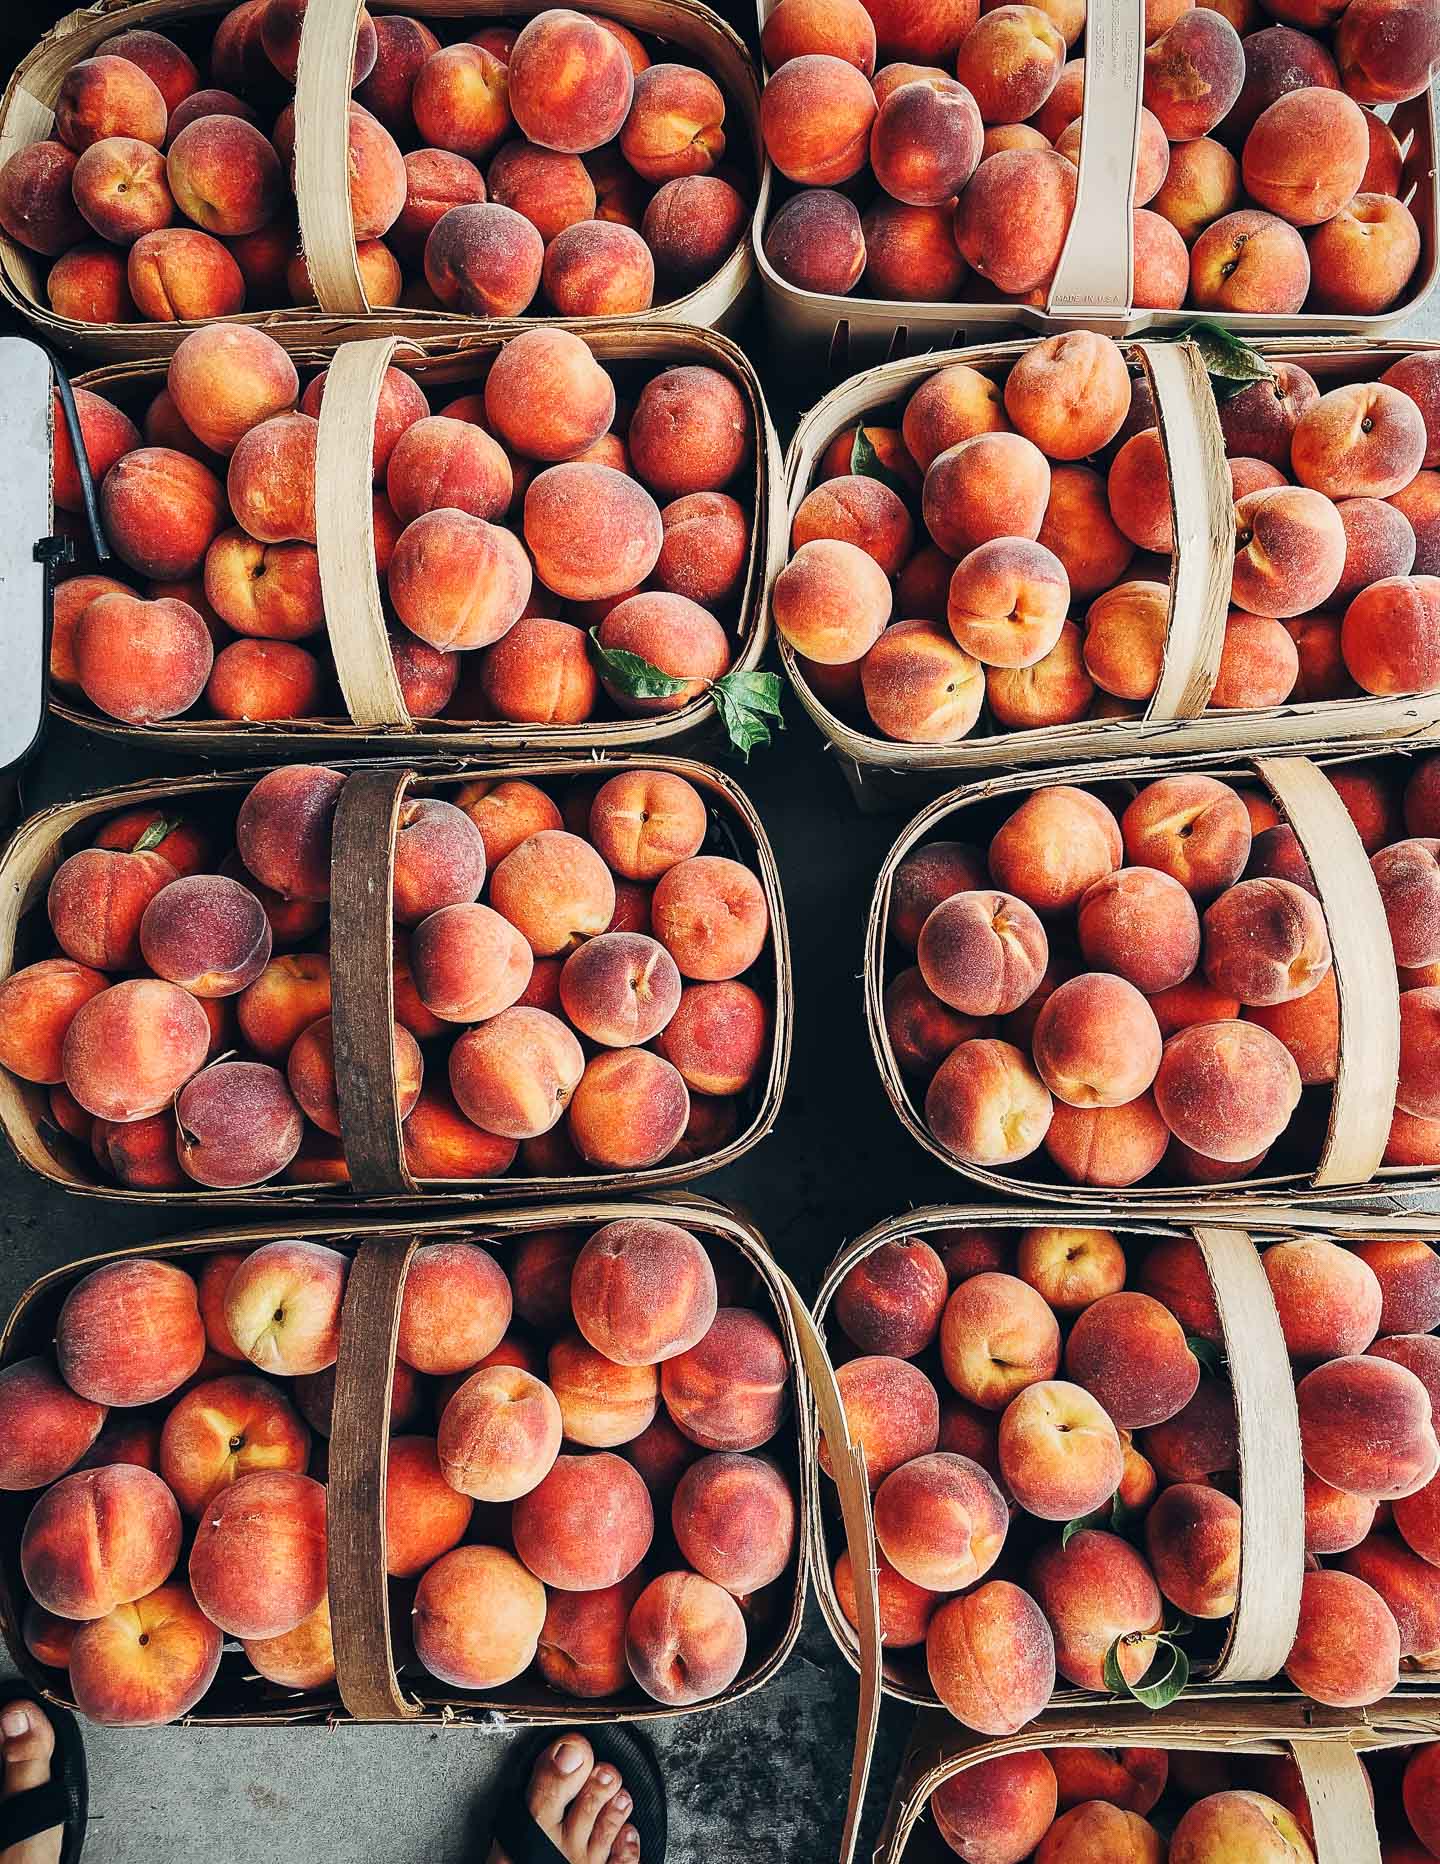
xmin=1046 ymin=0 xmax=1143 ymax=314
xmin=329 ymin=767 xmax=419 ymax=1199
xmin=328 ymin=1233 xmax=422 ymax=1720
xmin=293 ymin=0 xmax=370 ymax=315
xmin=1256 ymin=755 xmax=1400 ymax=1187
xmin=1289 ymin=1740 xmax=1384 ymax=1864
xmin=313 ymin=337 xmax=414 ymax=729
xmin=782 ymin=1286 xmax=879 ymax=1864
xmin=1136 ymin=338 xmax=1234 ymax=724
xmin=1191 ymin=1226 xmax=1305 ymax=1683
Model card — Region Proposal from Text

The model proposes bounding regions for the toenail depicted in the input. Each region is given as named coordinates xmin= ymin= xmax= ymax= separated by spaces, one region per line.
xmin=614 ymin=1794 xmax=631 ymax=1812
xmin=555 ymin=1740 xmax=586 ymax=1773
xmin=595 ymin=1767 xmax=616 ymax=1786
xmin=2 ymin=1709 xmax=29 ymax=1738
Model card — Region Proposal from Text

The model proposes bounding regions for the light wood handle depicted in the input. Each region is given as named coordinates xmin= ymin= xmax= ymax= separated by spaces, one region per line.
xmin=1047 ymin=0 xmax=1143 ymax=313
xmin=293 ymin=0 xmax=370 ymax=315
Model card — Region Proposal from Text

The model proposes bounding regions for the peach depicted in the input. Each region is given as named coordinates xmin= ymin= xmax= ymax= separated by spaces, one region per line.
xmin=873 ymin=1450 xmax=1008 ymax=1590
xmin=1299 ymin=1353 xmax=1440 ymax=1498
xmin=1201 ymin=875 xmax=1331 ymax=1007
xmin=649 ymin=493 xmax=750 ymax=612
xmin=625 ymin=1570 xmax=747 ymax=1706
xmin=0 ymin=957 xmax=110 ymax=1084
xmin=651 ymin=980 xmax=766 ymax=1096
xmin=793 ymin=474 xmax=913 ymax=578
xmin=506 ymin=10 xmax=634 ymax=153
xmin=91 ymin=1113 xmax=183 ymax=1190
xmin=889 ymin=842 xmax=989 ymax=950
xmin=762 ymin=187 xmax=865 ymax=293
xmin=521 ymin=461 xmax=661 ymax=607
xmin=862 ymin=196 xmax=971 ymax=300
xmin=1304 ymin=1466 xmax=1377 ymax=1553
xmin=1247 ymin=968 xmax=1339 ymax=1085
xmin=1241 ymin=88 xmax=1367 ymax=227
xmin=939 ymin=1270 xmax=1060 ymax=1408
xmin=1336 ymin=0 xmax=1440 ymax=103
xmin=1152 ymin=134 xmax=1241 ymax=242
xmin=1190 ymin=208 xmax=1310 ymax=312
xmin=1032 ymin=973 xmax=1163 ymax=1109
xmin=390 ymin=148 xmax=487 ymax=264
xmin=954 ymin=148 xmax=1076 ymax=295
xmin=392 ymin=1240 xmax=509 ymax=1378
xmin=159 ymin=1374 xmax=308 ymax=1516
xmin=222 ymin=1240 xmax=346 ymax=1378
xmin=925 ymin=1580 xmax=1055 ymax=1734
xmin=568 ymin=1218 xmax=718 ymax=1370
xmin=48 ymin=241 xmax=137 ymax=323
xmin=186 ymin=1467 xmax=325 ymax=1640
xmin=203 ymin=535 xmax=322 ymax=642
xmin=627 ymin=366 xmax=749 ymax=500
xmin=834 ymin=1237 xmax=949 ymax=1357
xmin=390 ymin=799 xmax=487 ymax=931
xmin=1217 ymin=364 xmax=1319 ymax=470
xmin=167 ymin=327 xmax=296 ymax=461
xmin=820 ymin=1354 xmax=940 ymax=1488
xmin=411 ymin=39 xmax=509 ymax=160
xmin=990 ymin=786 xmax=1122 ymax=914
xmin=566 ymin=1047 xmax=689 ymax=1169
xmin=21 ymin=1463 xmax=179 ymax=1621
xmin=998 ymin=1378 xmax=1124 ymax=1520
xmin=163 ymin=115 xmax=281 ymax=240
xmin=903 ymin=365 xmax=1008 ymax=473
xmin=1408 ymin=1746 xmax=1440 ymax=1858
xmin=535 ymin=1572 xmax=644 ymax=1699
xmin=1342 ymin=573 xmax=1440 ymax=695
xmin=487 ymin=830 xmax=615 ymax=960
xmin=1106 ymin=436 xmax=1173 ymax=558
xmin=389 ymin=509 xmax=531 ymax=653
xmin=646 ymin=854 xmax=768 ymax=985
xmin=225 ymin=413 xmax=318 ymax=550
xmin=1399 ymin=984 xmax=1440 ymax=1117
xmin=1283 ymin=1566 xmax=1401 ymax=1706
xmin=762 ymin=0 xmax=878 ymax=67
xmin=55 ymin=55 xmax=166 ymax=152
xmin=930 ymin=1751 xmax=1058 ymax=1864
xmin=1310 ymin=192 xmax=1421 ymax=314
xmin=68 ymin=1582 xmax=223 ymax=1727
xmin=23 ymin=1602 xmax=78 ymax=1670
xmin=623 ymin=1410 xmax=700 ymax=1510
xmin=548 ymin=1333 xmax=657 ymax=1446
xmin=1339 ymin=1531 xmax=1440 ymax=1660
xmin=1029 ymin=1528 xmax=1163 ymax=1691
xmin=99 ymin=446 xmax=228 ymax=582
xmin=868 ymin=74 xmax=982 ymax=207
xmin=483 ymin=328 xmax=615 ymax=465
xmin=620 ymin=62 xmax=725 ymax=184
xmin=1390 ymin=472 xmax=1440 ymax=576
xmin=1050 ymin=1750 xmax=1167 ymax=1816
xmin=62 ymin=980 xmax=211 ymax=1125
xmin=583 ymin=774 xmax=704 ymax=889
xmin=485 ymin=142 xmax=591 ymax=246
xmin=1153 ymin=1019 xmax=1301 ymax=1162
xmin=943 ymin=537 xmax=1068 ymax=670
xmin=927 ymin=1039 xmax=1053 ymax=1166
xmin=773 ymin=537 xmax=891 ymax=665
xmin=672 ymin=1452 xmax=795 ymax=1595
xmin=352 ymin=11 xmax=440 ymax=134
xmin=860 ymin=619 xmax=985 ymax=743
xmin=49 ymin=574 xmax=130 ymax=692
xmin=986 ymin=621 xmax=1096 ymax=729
xmin=70 ymin=134 xmax=172 ymax=247
xmin=1334 ymin=496 xmax=1418 ymax=606
xmin=1004 ymin=334 xmax=1128 ymax=463
xmin=383 ymin=1435 xmax=473 ymax=1579
xmin=1013 ymin=1228 xmax=1123 ymax=1318
xmin=1354 ymin=1240 xmax=1440 ymax=1334
xmin=923 ymin=433 xmax=1050 ymax=562
xmin=0 ymin=140 xmax=85 ymax=254
xmin=558 ymin=933 xmax=682 ymax=1047
xmin=1143 ymin=1481 xmax=1240 ymax=1621
xmin=593 ymin=591 xmax=731 ymax=716
xmin=173 ymin=1060 xmax=302 ymax=1188
xmin=411 ymin=1544 xmax=545 ymax=1689
xmin=954 ymin=5 xmax=1066 ymax=124
xmin=1293 ymin=383 xmax=1428 ymax=500
xmin=124 ymin=225 xmax=242 ymax=320
xmin=72 ymin=592 xmax=213 ymax=725
xmin=135 ymin=872 xmax=271 ymax=998
xmin=1122 ymin=775 xmax=1252 ymax=896
xmin=384 ymin=418 xmax=511 ymax=527
xmin=1065 ymin=1289 xmax=1200 ymax=1429
xmin=507 ymin=1231 xmax=580 ymax=1331
xmin=243 ymin=1594 xmax=334 ymax=1691
xmin=392 ymin=634 xmax=459 ymax=718
xmin=759 ymin=53 xmax=876 ymax=184
xmin=884 ymin=967 xmax=987 ymax=1075
xmin=299 ymin=363 xmax=426 ymax=482
xmin=234 ymin=763 xmax=343 ymax=905
xmin=437 ymin=1364 xmax=561 ymax=1502
xmin=512 ymin=1450 xmax=653 ymax=1590
xmin=286 ymin=1011 xmax=421 ymax=1134
xmin=1143 ymin=7 xmax=1244 ymax=136
xmin=661 ymin=1306 xmax=788 ymax=1451
xmin=423 ymin=200 xmax=543 ymax=315
xmin=1075 ymin=867 xmax=1200 ymax=998
xmin=834 ymin=1546 xmax=937 ymax=1651
xmin=447 ymin=1006 xmax=582 ymax=1141
xmin=0 ymin=1356 xmax=106 ymax=1490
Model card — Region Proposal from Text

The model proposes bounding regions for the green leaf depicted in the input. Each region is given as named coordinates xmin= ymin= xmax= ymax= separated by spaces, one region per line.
xmin=850 ymin=425 xmax=912 ymax=500
xmin=1186 ymin=1335 xmax=1226 ymax=1378
xmin=587 ymin=630 xmax=689 ymax=702
xmin=711 ymin=670 xmax=784 ymax=761
xmin=1061 ymin=1509 xmax=1107 ymax=1549
xmin=1168 ymin=320 xmax=1275 ymax=401
xmin=131 ymin=814 xmax=182 ymax=854
xmin=1103 ymin=1634 xmax=1190 ymax=1711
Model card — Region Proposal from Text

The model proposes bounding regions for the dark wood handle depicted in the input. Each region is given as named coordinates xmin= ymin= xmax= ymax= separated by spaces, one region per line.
xmin=328 ymin=1233 xmax=420 ymax=1720
xmin=329 ymin=766 xmax=418 ymax=1198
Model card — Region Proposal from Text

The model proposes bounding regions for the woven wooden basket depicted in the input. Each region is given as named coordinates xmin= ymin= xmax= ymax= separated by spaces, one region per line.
xmin=0 ymin=752 xmax=791 ymax=1203
xmin=874 ymin=1700 xmax=1435 ymax=1864
xmin=773 ymin=337 xmax=1440 ymax=802
xmin=810 ymin=1203 xmax=1440 ymax=1722
xmin=0 ymin=1195 xmax=877 ymax=1794
xmin=866 ymin=745 xmax=1430 ymax=1205
xmin=59 ymin=326 xmax=780 ymax=754
xmin=752 ymin=0 xmax=1440 ymax=375
xmin=0 ymin=0 xmax=764 ymax=357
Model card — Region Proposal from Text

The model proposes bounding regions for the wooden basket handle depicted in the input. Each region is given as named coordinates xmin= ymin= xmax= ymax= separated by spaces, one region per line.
xmin=1256 ymin=756 xmax=1400 ymax=1188
xmin=293 ymin=0 xmax=370 ymax=315
xmin=1288 ymin=1740 xmax=1383 ymax=1864
xmin=783 ymin=1284 xmax=879 ymax=1864
xmin=329 ymin=765 xmax=419 ymax=1199
xmin=313 ymin=337 xmax=414 ymax=729
xmin=1191 ymin=1226 xmax=1305 ymax=1683
xmin=328 ymin=1232 xmax=421 ymax=1720
xmin=1046 ymin=0 xmax=1142 ymax=314
xmin=1135 ymin=338 xmax=1235 ymax=723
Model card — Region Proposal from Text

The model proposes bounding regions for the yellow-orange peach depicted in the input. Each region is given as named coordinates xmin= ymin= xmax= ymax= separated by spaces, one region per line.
xmin=903 ymin=364 xmax=1008 ymax=472
xmin=409 ymin=903 xmax=533 ymax=1024
xmin=68 ymin=1582 xmax=223 ymax=1727
xmin=568 ymin=1218 xmax=718 ymax=1369
xmin=0 ymin=958 xmax=110 ymax=1084
xmin=286 ymin=1013 xmax=421 ymax=1134
xmin=1191 ymin=208 xmax=1310 ymax=312
xmin=940 ymin=1270 xmax=1060 ymax=1408
xmin=1300 ymin=1353 xmax=1440 ymax=1500
xmin=1050 ymin=1749 xmax=1167 ymax=1817
xmin=760 ymin=53 xmax=876 ymax=184
xmin=1107 ymin=435 xmax=1173 ymax=555
xmin=1310 ymin=192 xmax=1422 ymax=314
xmin=860 ymin=620 xmax=985 ymax=743
xmin=835 ymin=1548 xmax=937 ymax=1650
xmin=393 ymin=1240 xmax=510 ymax=1377
xmin=1029 ymin=1528 xmax=1163 ymax=1690
xmin=383 ymin=1434 xmax=473 ymax=1578
xmin=620 ymin=62 xmax=724 ymax=184
xmin=927 ymin=1038 xmax=1054 ymax=1166
xmin=990 ymin=785 xmax=1122 ymax=913
xmin=1284 ymin=1566 xmax=1400 ymax=1705
xmin=987 ymin=622 xmax=1096 ymax=729
xmin=1339 ymin=1531 xmax=1440 ymax=1661
xmin=930 ymin=1750 xmax=1058 ymax=1863
xmin=1293 ymin=382 xmax=1428 ymax=500
xmin=447 ymin=1006 xmax=582 ymax=1141
xmin=21 ymin=1463 xmax=180 ymax=1623
xmin=861 ymin=195 xmax=971 ymax=300
xmin=999 ymin=1378 xmax=1124 ymax=1520
xmin=566 ymin=1047 xmax=689 ymax=1168
xmin=437 ymin=1364 xmax=561 ymax=1501
xmin=945 ymin=537 xmax=1069 ymax=669
xmin=62 ymin=978 xmax=211 ymax=1125
xmin=672 ymin=1452 xmax=795 ymax=1594
xmin=1015 ymin=1228 xmax=1125 ymax=1318
xmin=661 ymin=1305 xmax=788 ymax=1452
xmin=869 ymin=73 xmax=982 ymax=206
xmin=954 ymin=149 xmax=1076 ymax=295
xmin=1354 ymin=1239 xmax=1440 ymax=1335
xmin=1036 ymin=1805 xmax=1163 ymax=1862
xmin=1242 ymin=87 xmax=1368 ymax=226
xmin=1065 ymin=1289 xmax=1200 ymax=1429
xmin=923 ymin=432 xmax=1051 ymax=559
xmin=411 ymin=1544 xmax=545 ymax=1688
xmin=512 ymin=1450 xmax=653 ymax=1590
xmin=1143 ymin=1481 xmax=1240 ymax=1621
xmin=548 ymin=1333 xmax=657 ymax=1446
xmin=1246 ymin=968 xmax=1339 ymax=1086
xmin=1261 ymin=1236 xmax=1382 ymax=1366
xmin=1152 ymin=134 xmax=1240 ymax=241
xmin=222 ymin=1240 xmax=346 ymax=1378
xmin=1122 ymin=775 xmax=1252 ymax=896
xmin=535 ymin=1572 xmax=644 ymax=1698
xmin=874 ymin=1450 xmax=1008 ymax=1590
xmin=159 ymin=1373 xmax=308 ymax=1516
xmin=1075 ymin=867 xmax=1200 ymax=996
xmin=1033 ymin=973 xmax=1163 ymax=1109
xmin=1004 ymin=332 xmax=1129 ymax=461
xmin=0 ymin=1356 xmax=106 ymax=1491
xmin=243 ymin=1593 xmax=334 ymax=1691
xmin=925 ymin=1580 xmax=1056 ymax=1734
xmin=167 ymin=326 xmax=296 ymax=459
xmin=625 ymin=1569 xmax=747 ymax=1705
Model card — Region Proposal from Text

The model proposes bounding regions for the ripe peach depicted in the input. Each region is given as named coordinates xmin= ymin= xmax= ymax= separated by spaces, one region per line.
xmin=940 ymin=1270 xmax=1060 ymax=1408
xmin=762 ymin=0 xmax=878 ymax=67
xmin=536 ymin=1572 xmax=645 ymax=1699
xmin=67 ymin=1582 xmax=223 ymax=1727
xmin=661 ymin=1306 xmax=788 ymax=1452
xmin=243 ymin=1593 xmax=334 ymax=1692
xmin=903 ymin=364 xmax=1007 ymax=474
xmin=0 ymin=1356 xmax=106 ymax=1491
xmin=424 ymin=200 xmax=543 ymax=315
xmin=547 ymin=1333 xmax=657 ymax=1446
xmin=1242 ymin=87 xmax=1367 ymax=226
xmin=925 ymin=1580 xmax=1056 ymax=1734
xmin=172 ymin=1060 xmax=302 ymax=1189
xmin=625 ymin=1569 xmax=747 ymax=1706
xmin=507 ymin=10 xmax=634 ymax=154
xmin=955 ymin=149 xmax=1075 ymax=295
xmin=672 ymin=1452 xmax=795 ymax=1595
xmin=1153 ymin=1019 xmax=1301 ymax=1162
xmin=990 ymin=786 xmax=1122 ymax=914
xmin=1004 ymin=333 xmax=1129 ymax=462
xmin=1354 ymin=1240 xmax=1440 ymax=1335
xmin=1201 ymin=875 xmax=1331 ymax=1008
xmin=833 ymin=1237 xmax=948 ymax=1357
xmin=384 ymin=417 xmax=512 ymax=527
xmin=869 ymin=73 xmax=983 ymax=207
xmin=1065 ymin=1290 xmax=1201 ymax=1428
xmin=1336 ymin=0 xmax=1440 ymax=103
xmin=1050 ymin=1749 xmax=1167 ymax=1817
xmin=566 ymin=1047 xmax=689 ymax=1168
xmin=1284 ymin=1566 xmax=1401 ymax=1706
xmin=411 ymin=1544 xmax=545 ymax=1689
xmin=0 ymin=140 xmax=85 ymax=254
xmin=760 ymin=54 xmax=877 ymax=184
xmin=1294 ymin=383 xmax=1427 ymax=502
xmin=383 ymin=1435 xmax=473 ymax=1579
xmin=1299 ymin=1353 xmax=1440 ymax=1498
xmin=1029 ymin=1528 xmax=1163 ymax=1690
xmin=437 ymin=1364 xmax=561 ymax=1502
xmin=930 ymin=1751 xmax=1058 ymax=1864
xmin=62 ymin=979 xmax=211 ymax=1124
xmin=1390 ymin=472 xmax=1440 ymax=576
xmin=220 ymin=1239 xmax=346 ymax=1380
xmin=567 ymin=1218 xmax=718 ymax=1371
xmin=512 ymin=1450 xmax=653 ymax=1591
xmin=1033 ymin=973 xmax=1163 ymax=1109
xmin=620 ymin=62 xmax=725 ymax=184
xmin=927 ymin=1038 xmax=1054 ymax=1166
xmin=1122 ymin=775 xmax=1252 ymax=897
xmin=48 ymin=241 xmax=137 ymax=322
xmin=186 ymin=1467 xmax=326 ymax=1639
xmin=762 ymin=186 xmax=865 ymax=293
xmin=820 ymin=1354 xmax=940 ymax=1488
xmin=159 ymin=1373 xmax=308 ymax=1516
xmin=999 ymin=1378 xmax=1124 ymax=1520
xmin=1311 ymin=192 xmax=1422 ymax=314
xmin=915 ymin=890 xmax=1048 ymax=1022
xmin=21 ymin=1463 xmax=179 ymax=1622
xmin=1191 ymin=208 xmax=1311 ymax=312
xmin=447 ymin=1006 xmax=583 ymax=1141
xmin=0 ymin=957 xmax=110 ymax=1084
xmin=1143 ymin=8 xmax=1245 ymax=136
xmin=923 ymin=433 xmax=1050 ymax=561
xmin=874 ymin=1450 xmax=1008 ymax=1590
xmin=72 ymin=592 xmax=213 ymax=725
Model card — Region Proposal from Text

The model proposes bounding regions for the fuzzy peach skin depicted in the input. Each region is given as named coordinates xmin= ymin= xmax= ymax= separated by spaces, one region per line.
xmin=396 ymin=1241 xmax=511 ymax=1376
xmin=1342 ymin=575 xmax=1440 ymax=697
xmin=659 ymin=1305 xmax=788 ymax=1454
xmin=161 ymin=1361 xmax=306 ymax=1520
xmin=547 ymin=1333 xmax=657 ymax=1446
xmin=773 ymin=536 xmax=892 ymax=664
xmin=1354 ymin=1238 xmax=1440 ymax=1334
xmin=998 ymin=1378 xmax=1124 ymax=1520
xmin=411 ymin=903 xmax=533 ymax=1025
xmin=0 ymin=1356 xmax=107 ymax=1490
xmin=1202 ymin=876 xmax=1332 ymax=1007
xmin=1075 ymin=867 xmax=1200 ymax=996
xmin=1262 ymin=1237 xmax=1382 ymax=1360
xmin=929 ymin=1750 xmax=1058 ymax=1864
xmin=1029 ymin=1528 xmax=1164 ymax=1691
xmin=1122 ymin=776 xmax=1253 ymax=898
xmin=0 ymin=958 xmax=109 ymax=1085
xmin=1283 ymin=1566 xmax=1401 ymax=1706
xmin=568 ymin=1218 xmax=718 ymax=1368
xmin=990 ymin=786 xmax=1122 ymax=913
xmin=794 ymin=472 xmax=914 ymax=576
xmin=1065 ymin=1291 xmax=1201 ymax=1429
xmin=187 ymin=1467 xmax=326 ymax=1640
xmin=411 ymin=1544 xmax=546 ymax=1689
xmin=916 ymin=888 xmax=1048 ymax=1019
xmin=222 ymin=1240 xmax=347 ymax=1378
xmin=56 ymin=1258 xmax=204 ymax=1406
xmin=1049 ymin=1748 xmax=1167 ymax=1817
xmin=939 ymin=1270 xmax=1061 ymax=1408
xmin=448 ymin=1007 xmax=583 ymax=1139
xmin=1300 ymin=1353 xmax=1440 ymax=1501
xmin=1032 ymin=973 xmax=1163 ymax=1110
xmin=832 ymin=1242 xmax=947 ymax=1366
xmin=927 ymin=1039 xmax=1054 ymax=1167
xmin=437 ymin=1364 xmax=561 ymax=1502
xmin=954 ymin=149 xmax=1077 ymax=296
xmin=819 ymin=1354 xmax=940 ymax=1489
xmin=763 ymin=188 xmax=866 ymax=294
xmin=760 ymin=53 xmax=877 ymax=185
xmin=945 ymin=538 xmax=1069 ymax=669
xmin=534 ymin=1570 xmax=645 ymax=1700
xmin=923 ymin=432 xmax=1051 ymax=559
xmin=1168 ymin=1791 xmax=1315 ymax=1864
xmin=21 ymin=1463 xmax=180 ymax=1621
xmin=383 ymin=1435 xmax=473 ymax=1578
xmin=512 ymin=1450 xmax=654 ymax=1591
xmin=624 ymin=1569 xmax=747 ymax=1706
xmin=925 ymin=1580 xmax=1056 ymax=1734
xmin=1153 ymin=1019 xmax=1302 ymax=1162
xmin=671 ymin=1451 xmax=796 ymax=1595
xmin=243 ymin=1593 xmax=335 ymax=1691
xmin=68 ymin=1582 xmax=224 ymax=1727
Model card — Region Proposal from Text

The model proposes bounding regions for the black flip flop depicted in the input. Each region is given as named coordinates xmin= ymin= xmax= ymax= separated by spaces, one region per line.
xmin=0 ymin=1689 xmax=87 ymax=1864
xmin=490 ymin=1726 xmax=667 ymax=1864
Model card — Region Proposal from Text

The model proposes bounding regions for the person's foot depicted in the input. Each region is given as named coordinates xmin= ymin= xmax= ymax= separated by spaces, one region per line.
xmin=487 ymin=1736 xmax=641 ymax=1864
xmin=1 ymin=1700 xmax=62 ymax=1864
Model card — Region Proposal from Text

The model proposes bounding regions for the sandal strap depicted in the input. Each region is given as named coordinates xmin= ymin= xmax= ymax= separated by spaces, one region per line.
xmin=490 ymin=1793 xmax=572 ymax=1864
xmin=1 ymin=1778 xmax=70 ymax=1847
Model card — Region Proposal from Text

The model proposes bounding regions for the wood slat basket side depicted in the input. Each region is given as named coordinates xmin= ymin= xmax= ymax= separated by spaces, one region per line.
xmin=865 ymin=746 xmax=1414 ymax=1205
xmin=0 ymin=1196 xmax=875 ymax=1787
xmin=774 ymin=337 xmax=1440 ymax=783
xmin=808 ymin=1204 xmax=1329 ymax=1715
xmin=0 ymin=753 xmax=791 ymax=1204
xmin=61 ymin=325 xmax=782 ymax=754
xmin=0 ymin=0 xmax=764 ymax=357
xmin=875 ymin=1701 xmax=1430 ymax=1864
xmin=751 ymin=0 xmax=1438 ymax=371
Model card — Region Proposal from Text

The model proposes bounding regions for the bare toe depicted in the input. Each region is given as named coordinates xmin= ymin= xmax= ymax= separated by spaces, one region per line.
xmin=589 ymin=1791 xmax=632 ymax=1863
xmin=524 ymin=1737 xmax=594 ymax=1835
xmin=562 ymin=1763 xmax=622 ymax=1853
